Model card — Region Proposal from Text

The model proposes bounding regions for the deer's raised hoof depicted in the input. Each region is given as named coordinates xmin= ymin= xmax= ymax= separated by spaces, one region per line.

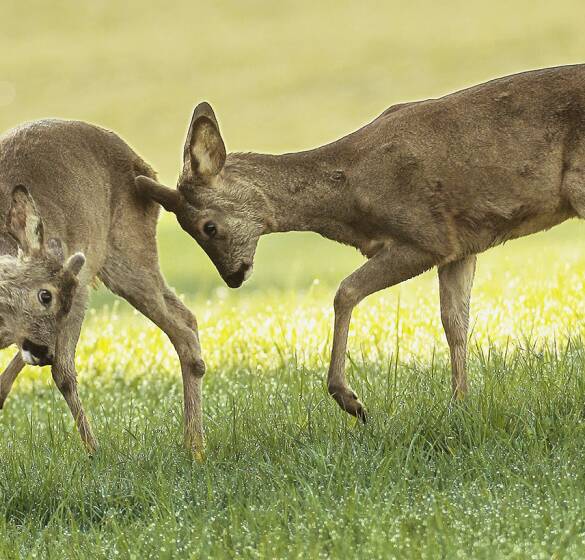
xmin=329 ymin=385 xmax=367 ymax=423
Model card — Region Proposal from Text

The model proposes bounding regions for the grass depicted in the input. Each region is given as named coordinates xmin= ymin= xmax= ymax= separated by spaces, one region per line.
xmin=3 ymin=226 xmax=585 ymax=558
xmin=2 ymin=0 xmax=585 ymax=557
xmin=4 ymin=354 xmax=585 ymax=559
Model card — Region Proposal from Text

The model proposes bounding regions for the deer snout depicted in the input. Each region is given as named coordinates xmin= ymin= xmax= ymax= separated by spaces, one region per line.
xmin=225 ymin=262 xmax=252 ymax=289
xmin=21 ymin=339 xmax=53 ymax=366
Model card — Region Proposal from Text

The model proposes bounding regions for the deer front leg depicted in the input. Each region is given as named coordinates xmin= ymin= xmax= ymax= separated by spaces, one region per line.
xmin=161 ymin=288 xmax=206 ymax=456
xmin=143 ymin=298 xmax=205 ymax=457
xmin=52 ymin=287 xmax=97 ymax=454
xmin=328 ymin=242 xmax=437 ymax=421
xmin=438 ymin=255 xmax=476 ymax=399
xmin=0 ymin=353 xmax=24 ymax=409
xmin=52 ymin=359 xmax=98 ymax=454
xmin=144 ymin=289 xmax=206 ymax=458
xmin=101 ymin=259 xmax=206 ymax=459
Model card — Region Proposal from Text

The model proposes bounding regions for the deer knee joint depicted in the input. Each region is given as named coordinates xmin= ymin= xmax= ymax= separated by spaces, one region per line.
xmin=334 ymin=283 xmax=357 ymax=313
xmin=193 ymin=358 xmax=206 ymax=378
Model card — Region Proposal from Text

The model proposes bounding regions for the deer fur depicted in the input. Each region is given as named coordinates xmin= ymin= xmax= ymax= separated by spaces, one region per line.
xmin=0 ymin=120 xmax=205 ymax=455
xmin=136 ymin=64 xmax=585 ymax=421
xmin=0 ymin=186 xmax=86 ymax=403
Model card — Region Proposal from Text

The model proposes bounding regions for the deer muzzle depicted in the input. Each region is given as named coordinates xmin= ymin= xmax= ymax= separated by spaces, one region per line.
xmin=21 ymin=339 xmax=53 ymax=366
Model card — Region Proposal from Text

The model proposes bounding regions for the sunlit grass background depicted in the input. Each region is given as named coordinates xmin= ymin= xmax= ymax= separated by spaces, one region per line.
xmin=2 ymin=0 xmax=585 ymax=558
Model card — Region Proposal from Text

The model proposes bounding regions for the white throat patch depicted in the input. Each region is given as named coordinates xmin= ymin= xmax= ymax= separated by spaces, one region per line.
xmin=21 ymin=349 xmax=39 ymax=366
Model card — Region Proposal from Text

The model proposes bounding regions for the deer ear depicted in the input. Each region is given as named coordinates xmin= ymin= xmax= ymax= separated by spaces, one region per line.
xmin=64 ymin=252 xmax=85 ymax=277
xmin=135 ymin=176 xmax=182 ymax=213
xmin=7 ymin=185 xmax=45 ymax=256
xmin=184 ymin=102 xmax=226 ymax=180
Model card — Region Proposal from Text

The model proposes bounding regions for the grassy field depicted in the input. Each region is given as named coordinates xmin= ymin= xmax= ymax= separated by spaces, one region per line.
xmin=3 ymin=233 xmax=585 ymax=558
xmin=2 ymin=0 xmax=585 ymax=558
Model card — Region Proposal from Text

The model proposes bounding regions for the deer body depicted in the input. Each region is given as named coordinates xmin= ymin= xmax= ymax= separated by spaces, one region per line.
xmin=0 ymin=120 xmax=205 ymax=454
xmin=137 ymin=64 xmax=585 ymax=420
xmin=223 ymin=66 xmax=580 ymax=260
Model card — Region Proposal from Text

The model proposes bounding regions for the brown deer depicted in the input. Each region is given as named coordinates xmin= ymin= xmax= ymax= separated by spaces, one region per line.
xmin=0 ymin=120 xmax=205 ymax=455
xmin=136 ymin=64 xmax=585 ymax=421
xmin=0 ymin=186 xmax=85 ymax=412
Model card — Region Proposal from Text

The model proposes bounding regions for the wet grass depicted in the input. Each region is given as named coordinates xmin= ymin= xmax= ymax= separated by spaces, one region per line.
xmin=3 ymin=242 xmax=585 ymax=558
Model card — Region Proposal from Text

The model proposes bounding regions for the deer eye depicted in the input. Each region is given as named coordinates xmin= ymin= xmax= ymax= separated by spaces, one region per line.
xmin=203 ymin=221 xmax=217 ymax=238
xmin=37 ymin=289 xmax=52 ymax=306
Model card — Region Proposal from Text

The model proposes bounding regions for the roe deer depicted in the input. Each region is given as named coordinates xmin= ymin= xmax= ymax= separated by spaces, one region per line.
xmin=137 ymin=64 xmax=585 ymax=421
xmin=0 ymin=186 xmax=85 ymax=412
xmin=0 ymin=120 xmax=205 ymax=455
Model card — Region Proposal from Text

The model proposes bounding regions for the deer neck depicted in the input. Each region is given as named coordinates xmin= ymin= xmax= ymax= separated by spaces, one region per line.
xmin=225 ymin=151 xmax=355 ymax=241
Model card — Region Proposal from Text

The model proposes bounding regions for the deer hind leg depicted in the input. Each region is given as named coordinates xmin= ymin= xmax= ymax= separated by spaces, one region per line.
xmin=328 ymin=242 xmax=437 ymax=421
xmin=52 ymin=286 xmax=98 ymax=454
xmin=438 ymin=255 xmax=477 ymax=399
xmin=0 ymin=353 xmax=24 ymax=409
xmin=100 ymin=258 xmax=205 ymax=457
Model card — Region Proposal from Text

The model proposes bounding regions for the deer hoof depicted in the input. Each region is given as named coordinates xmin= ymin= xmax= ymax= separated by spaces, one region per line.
xmin=184 ymin=434 xmax=206 ymax=463
xmin=84 ymin=439 xmax=99 ymax=458
xmin=330 ymin=386 xmax=368 ymax=423
xmin=193 ymin=449 xmax=206 ymax=464
xmin=187 ymin=444 xmax=206 ymax=464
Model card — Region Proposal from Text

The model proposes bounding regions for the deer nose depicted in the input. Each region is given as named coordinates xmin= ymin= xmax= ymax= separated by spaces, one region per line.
xmin=225 ymin=262 xmax=251 ymax=289
xmin=22 ymin=339 xmax=52 ymax=366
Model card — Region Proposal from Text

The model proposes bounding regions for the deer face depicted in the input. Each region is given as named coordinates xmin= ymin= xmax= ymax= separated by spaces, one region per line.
xmin=135 ymin=103 xmax=264 ymax=288
xmin=0 ymin=186 xmax=85 ymax=365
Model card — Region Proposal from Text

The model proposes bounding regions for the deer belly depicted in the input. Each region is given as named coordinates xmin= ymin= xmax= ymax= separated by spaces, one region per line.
xmin=493 ymin=206 xmax=576 ymax=246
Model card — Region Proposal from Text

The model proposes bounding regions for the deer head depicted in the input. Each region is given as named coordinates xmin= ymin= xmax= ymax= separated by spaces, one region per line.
xmin=0 ymin=185 xmax=85 ymax=365
xmin=135 ymin=103 xmax=266 ymax=288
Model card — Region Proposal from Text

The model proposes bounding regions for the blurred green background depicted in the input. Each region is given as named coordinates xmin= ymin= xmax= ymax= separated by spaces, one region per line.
xmin=1 ymin=0 xmax=584 ymax=303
